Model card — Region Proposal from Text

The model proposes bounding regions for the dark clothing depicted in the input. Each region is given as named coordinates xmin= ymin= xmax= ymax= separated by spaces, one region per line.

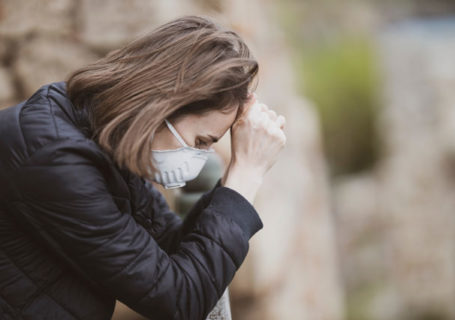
xmin=0 ymin=82 xmax=263 ymax=320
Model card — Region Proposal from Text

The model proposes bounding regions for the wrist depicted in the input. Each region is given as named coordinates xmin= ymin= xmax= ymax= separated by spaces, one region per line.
xmin=222 ymin=160 xmax=263 ymax=184
xmin=228 ymin=163 xmax=263 ymax=184
xmin=221 ymin=161 xmax=264 ymax=204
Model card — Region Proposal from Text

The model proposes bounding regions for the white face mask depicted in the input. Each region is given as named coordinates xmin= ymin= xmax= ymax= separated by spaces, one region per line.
xmin=150 ymin=119 xmax=215 ymax=189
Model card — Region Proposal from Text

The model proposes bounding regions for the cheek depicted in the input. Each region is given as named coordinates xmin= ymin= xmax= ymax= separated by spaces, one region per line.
xmin=173 ymin=119 xmax=197 ymax=147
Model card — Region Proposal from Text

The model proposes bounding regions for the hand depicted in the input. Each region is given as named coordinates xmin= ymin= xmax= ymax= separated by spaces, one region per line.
xmin=229 ymin=93 xmax=286 ymax=176
xmin=221 ymin=93 xmax=286 ymax=204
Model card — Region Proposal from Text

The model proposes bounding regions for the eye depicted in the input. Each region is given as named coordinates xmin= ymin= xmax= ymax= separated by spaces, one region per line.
xmin=195 ymin=138 xmax=209 ymax=149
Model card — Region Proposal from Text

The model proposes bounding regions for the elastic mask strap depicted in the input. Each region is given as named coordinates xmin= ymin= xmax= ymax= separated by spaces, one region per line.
xmin=164 ymin=119 xmax=189 ymax=147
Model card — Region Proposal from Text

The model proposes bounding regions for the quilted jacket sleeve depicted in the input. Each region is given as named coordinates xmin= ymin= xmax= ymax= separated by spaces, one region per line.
xmin=136 ymin=177 xmax=223 ymax=254
xmin=9 ymin=139 xmax=263 ymax=320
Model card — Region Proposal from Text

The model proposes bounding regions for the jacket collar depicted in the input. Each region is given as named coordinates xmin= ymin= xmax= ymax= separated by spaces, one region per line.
xmin=49 ymin=81 xmax=95 ymax=139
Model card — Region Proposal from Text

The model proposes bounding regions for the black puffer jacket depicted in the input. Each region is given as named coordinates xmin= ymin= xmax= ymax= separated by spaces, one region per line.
xmin=0 ymin=82 xmax=263 ymax=320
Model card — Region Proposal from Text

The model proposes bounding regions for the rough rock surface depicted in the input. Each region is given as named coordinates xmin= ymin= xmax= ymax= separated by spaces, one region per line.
xmin=334 ymin=20 xmax=455 ymax=320
xmin=0 ymin=0 xmax=344 ymax=319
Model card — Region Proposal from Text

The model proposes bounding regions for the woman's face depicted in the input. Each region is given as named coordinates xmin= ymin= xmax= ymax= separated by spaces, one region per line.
xmin=151 ymin=106 xmax=239 ymax=151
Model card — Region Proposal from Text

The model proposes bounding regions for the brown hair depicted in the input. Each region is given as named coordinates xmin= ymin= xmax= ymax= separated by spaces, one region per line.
xmin=66 ymin=15 xmax=259 ymax=181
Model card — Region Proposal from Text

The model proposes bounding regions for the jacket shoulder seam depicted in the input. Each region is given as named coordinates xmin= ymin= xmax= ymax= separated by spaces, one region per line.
xmin=11 ymin=137 xmax=103 ymax=176
xmin=46 ymin=83 xmax=60 ymax=139
xmin=17 ymin=84 xmax=61 ymax=159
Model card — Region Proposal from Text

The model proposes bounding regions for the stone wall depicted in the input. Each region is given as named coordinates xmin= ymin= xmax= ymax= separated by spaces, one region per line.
xmin=333 ymin=19 xmax=455 ymax=320
xmin=0 ymin=0 xmax=344 ymax=319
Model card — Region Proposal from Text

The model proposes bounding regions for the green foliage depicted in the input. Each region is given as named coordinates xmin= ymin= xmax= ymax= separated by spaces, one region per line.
xmin=345 ymin=282 xmax=382 ymax=320
xmin=274 ymin=0 xmax=382 ymax=176
xmin=293 ymin=36 xmax=381 ymax=176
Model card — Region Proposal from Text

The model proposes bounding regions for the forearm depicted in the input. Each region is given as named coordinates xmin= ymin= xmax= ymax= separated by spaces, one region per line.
xmin=220 ymin=161 xmax=264 ymax=205
xmin=145 ymin=178 xmax=222 ymax=254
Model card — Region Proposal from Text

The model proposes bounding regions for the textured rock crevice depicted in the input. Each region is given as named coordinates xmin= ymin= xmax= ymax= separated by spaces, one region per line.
xmin=0 ymin=1 xmax=344 ymax=319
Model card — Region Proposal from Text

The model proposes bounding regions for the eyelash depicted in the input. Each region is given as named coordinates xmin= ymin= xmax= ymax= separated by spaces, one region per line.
xmin=196 ymin=139 xmax=208 ymax=147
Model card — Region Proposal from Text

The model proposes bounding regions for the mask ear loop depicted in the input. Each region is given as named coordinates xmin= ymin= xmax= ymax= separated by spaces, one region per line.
xmin=164 ymin=119 xmax=189 ymax=147
xmin=164 ymin=118 xmax=216 ymax=153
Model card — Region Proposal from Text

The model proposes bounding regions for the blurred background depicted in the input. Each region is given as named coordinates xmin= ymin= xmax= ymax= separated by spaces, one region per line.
xmin=1 ymin=0 xmax=455 ymax=319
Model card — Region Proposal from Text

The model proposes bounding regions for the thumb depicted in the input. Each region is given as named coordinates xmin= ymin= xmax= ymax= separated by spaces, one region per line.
xmin=235 ymin=93 xmax=257 ymax=121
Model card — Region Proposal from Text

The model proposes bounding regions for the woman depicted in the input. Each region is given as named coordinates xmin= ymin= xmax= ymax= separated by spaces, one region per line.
xmin=0 ymin=15 xmax=286 ymax=320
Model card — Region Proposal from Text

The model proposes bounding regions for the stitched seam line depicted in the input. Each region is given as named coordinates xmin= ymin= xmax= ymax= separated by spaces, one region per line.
xmin=188 ymin=229 xmax=239 ymax=270
xmin=17 ymin=268 xmax=64 ymax=312
xmin=0 ymin=291 xmax=22 ymax=319
xmin=180 ymin=244 xmax=220 ymax=296
xmin=75 ymin=212 xmax=132 ymax=259
xmin=102 ymin=234 xmax=151 ymax=285
xmin=18 ymin=102 xmax=31 ymax=160
xmin=175 ymin=252 xmax=202 ymax=319
xmin=46 ymin=84 xmax=60 ymax=139
xmin=205 ymin=207 xmax=249 ymax=246
xmin=0 ymin=243 xmax=39 ymax=311
xmin=39 ymin=291 xmax=79 ymax=320
xmin=5 ymin=138 xmax=100 ymax=182
xmin=133 ymin=256 xmax=169 ymax=305
xmin=0 ymin=244 xmax=79 ymax=319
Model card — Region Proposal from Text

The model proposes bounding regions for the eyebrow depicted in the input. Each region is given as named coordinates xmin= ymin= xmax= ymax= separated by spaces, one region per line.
xmin=207 ymin=134 xmax=220 ymax=143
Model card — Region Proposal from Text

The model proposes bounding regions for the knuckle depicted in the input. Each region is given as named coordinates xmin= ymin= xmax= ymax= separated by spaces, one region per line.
xmin=251 ymin=118 xmax=264 ymax=129
xmin=268 ymin=110 xmax=277 ymax=119
xmin=259 ymin=103 xmax=268 ymax=111
xmin=278 ymin=131 xmax=286 ymax=144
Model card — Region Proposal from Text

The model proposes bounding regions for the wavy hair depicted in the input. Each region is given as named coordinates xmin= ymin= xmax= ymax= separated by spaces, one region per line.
xmin=66 ymin=15 xmax=259 ymax=180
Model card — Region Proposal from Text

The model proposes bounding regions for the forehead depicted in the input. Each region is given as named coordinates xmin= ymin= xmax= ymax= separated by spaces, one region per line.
xmin=179 ymin=106 xmax=239 ymax=136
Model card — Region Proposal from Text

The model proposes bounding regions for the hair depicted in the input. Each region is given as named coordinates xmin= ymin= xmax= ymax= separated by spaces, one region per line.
xmin=66 ymin=15 xmax=259 ymax=181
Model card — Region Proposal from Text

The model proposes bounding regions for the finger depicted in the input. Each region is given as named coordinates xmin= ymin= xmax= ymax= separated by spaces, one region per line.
xmin=268 ymin=124 xmax=286 ymax=144
xmin=245 ymin=101 xmax=259 ymax=120
xmin=267 ymin=109 xmax=277 ymax=120
xmin=251 ymin=105 xmax=269 ymax=121
xmin=258 ymin=102 xmax=268 ymax=112
xmin=278 ymin=129 xmax=287 ymax=145
xmin=276 ymin=115 xmax=286 ymax=129
xmin=253 ymin=109 xmax=268 ymax=128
